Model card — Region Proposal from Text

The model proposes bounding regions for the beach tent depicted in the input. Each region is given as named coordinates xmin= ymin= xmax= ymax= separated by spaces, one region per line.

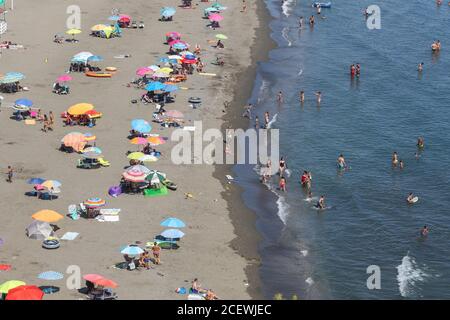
xmin=26 ymin=221 xmax=54 ymax=240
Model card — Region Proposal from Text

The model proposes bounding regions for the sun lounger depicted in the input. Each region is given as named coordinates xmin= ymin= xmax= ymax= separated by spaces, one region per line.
xmin=97 ymin=157 xmax=110 ymax=167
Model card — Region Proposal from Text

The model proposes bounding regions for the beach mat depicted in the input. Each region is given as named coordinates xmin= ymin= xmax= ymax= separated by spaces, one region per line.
xmin=144 ymin=186 xmax=168 ymax=197
xmin=61 ymin=232 xmax=79 ymax=241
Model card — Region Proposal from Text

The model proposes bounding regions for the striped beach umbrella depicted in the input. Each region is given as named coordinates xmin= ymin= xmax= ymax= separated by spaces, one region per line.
xmin=84 ymin=198 xmax=106 ymax=208
xmin=122 ymin=168 xmax=147 ymax=183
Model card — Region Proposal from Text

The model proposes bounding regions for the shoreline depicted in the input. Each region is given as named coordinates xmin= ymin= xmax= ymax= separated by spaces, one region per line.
xmin=214 ymin=0 xmax=276 ymax=300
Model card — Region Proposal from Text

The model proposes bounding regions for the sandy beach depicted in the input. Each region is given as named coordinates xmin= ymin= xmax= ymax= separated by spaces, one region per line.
xmin=0 ymin=0 xmax=266 ymax=300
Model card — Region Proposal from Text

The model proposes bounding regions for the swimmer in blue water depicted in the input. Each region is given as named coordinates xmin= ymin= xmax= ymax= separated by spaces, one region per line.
xmin=337 ymin=154 xmax=346 ymax=169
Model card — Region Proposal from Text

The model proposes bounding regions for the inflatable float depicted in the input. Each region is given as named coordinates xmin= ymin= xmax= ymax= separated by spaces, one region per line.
xmin=313 ymin=2 xmax=331 ymax=8
xmin=85 ymin=71 xmax=112 ymax=78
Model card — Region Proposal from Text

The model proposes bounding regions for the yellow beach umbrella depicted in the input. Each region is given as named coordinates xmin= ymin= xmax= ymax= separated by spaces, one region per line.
xmin=91 ymin=24 xmax=108 ymax=32
xmin=159 ymin=67 xmax=173 ymax=74
xmin=0 ymin=280 xmax=26 ymax=294
xmin=127 ymin=152 xmax=145 ymax=160
xmin=66 ymin=29 xmax=82 ymax=35
xmin=103 ymin=26 xmax=114 ymax=39
xmin=68 ymin=103 xmax=94 ymax=116
xmin=32 ymin=210 xmax=64 ymax=223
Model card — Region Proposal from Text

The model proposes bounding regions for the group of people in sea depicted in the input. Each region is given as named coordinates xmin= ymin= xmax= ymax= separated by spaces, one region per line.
xmin=350 ymin=64 xmax=361 ymax=77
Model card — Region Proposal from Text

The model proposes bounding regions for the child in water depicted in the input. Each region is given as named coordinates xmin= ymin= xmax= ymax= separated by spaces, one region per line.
xmin=279 ymin=177 xmax=287 ymax=192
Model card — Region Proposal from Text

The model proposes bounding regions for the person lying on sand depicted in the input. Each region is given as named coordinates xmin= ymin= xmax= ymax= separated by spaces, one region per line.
xmin=205 ymin=289 xmax=220 ymax=300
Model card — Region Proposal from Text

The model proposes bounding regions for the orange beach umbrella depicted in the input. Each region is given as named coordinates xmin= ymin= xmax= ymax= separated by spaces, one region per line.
xmin=67 ymin=103 xmax=94 ymax=116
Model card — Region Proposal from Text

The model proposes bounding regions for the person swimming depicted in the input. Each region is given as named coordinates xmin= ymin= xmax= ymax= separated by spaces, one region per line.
xmin=392 ymin=152 xmax=399 ymax=167
xmin=337 ymin=154 xmax=347 ymax=169
xmin=350 ymin=64 xmax=356 ymax=77
xmin=277 ymin=91 xmax=284 ymax=104
xmin=316 ymin=195 xmax=325 ymax=209
xmin=315 ymin=91 xmax=322 ymax=105
xmin=407 ymin=193 xmax=417 ymax=204
xmin=420 ymin=225 xmax=429 ymax=237
xmin=301 ymin=170 xmax=312 ymax=188
xmin=418 ymin=62 xmax=424 ymax=72
xmin=417 ymin=136 xmax=425 ymax=148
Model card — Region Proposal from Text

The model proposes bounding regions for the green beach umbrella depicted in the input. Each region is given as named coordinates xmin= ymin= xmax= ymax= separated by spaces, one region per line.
xmin=215 ymin=34 xmax=228 ymax=40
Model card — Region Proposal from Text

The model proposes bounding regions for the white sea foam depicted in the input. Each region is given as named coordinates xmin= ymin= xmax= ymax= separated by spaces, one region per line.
xmin=257 ymin=79 xmax=270 ymax=104
xmin=281 ymin=27 xmax=292 ymax=47
xmin=396 ymin=254 xmax=429 ymax=298
xmin=275 ymin=195 xmax=290 ymax=224
xmin=301 ymin=250 xmax=308 ymax=257
xmin=282 ymin=0 xmax=295 ymax=17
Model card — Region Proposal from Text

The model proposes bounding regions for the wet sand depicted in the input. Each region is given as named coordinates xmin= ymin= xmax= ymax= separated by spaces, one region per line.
xmin=0 ymin=0 xmax=266 ymax=299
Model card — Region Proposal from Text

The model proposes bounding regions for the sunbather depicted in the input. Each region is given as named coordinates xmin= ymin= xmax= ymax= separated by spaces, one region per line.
xmin=151 ymin=242 xmax=161 ymax=265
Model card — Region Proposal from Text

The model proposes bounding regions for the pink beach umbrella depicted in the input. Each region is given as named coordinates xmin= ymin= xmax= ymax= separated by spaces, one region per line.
xmin=122 ymin=168 xmax=147 ymax=183
xmin=57 ymin=75 xmax=73 ymax=82
xmin=209 ymin=13 xmax=223 ymax=22
xmin=136 ymin=67 xmax=153 ymax=77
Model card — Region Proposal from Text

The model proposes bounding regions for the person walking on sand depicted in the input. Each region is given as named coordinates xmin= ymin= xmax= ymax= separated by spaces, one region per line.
xmin=241 ymin=0 xmax=247 ymax=12
xmin=151 ymin=242 xmax=161 ymax=265
xmin=6 ymin=166 xmax=13 ymax=183
xmin=48 ymin=111 xmax=54 ymax=131
xmin=42 ymin=114 xmax=49 ymax=132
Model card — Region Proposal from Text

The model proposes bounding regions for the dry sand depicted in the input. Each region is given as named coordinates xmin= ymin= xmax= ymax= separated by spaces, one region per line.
xmin=0 ymin=0 xmax=264 ymax=299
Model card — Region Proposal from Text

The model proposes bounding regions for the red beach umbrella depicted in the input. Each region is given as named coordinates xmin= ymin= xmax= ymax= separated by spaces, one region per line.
xmin=5 ymin=285 xmax=44 ymax=300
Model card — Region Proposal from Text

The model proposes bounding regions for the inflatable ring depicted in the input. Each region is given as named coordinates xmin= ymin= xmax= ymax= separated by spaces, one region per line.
xmin=42 ymin=239 xmax=60 ymax=250
xmin=188 ymin=97 xmax=202 ymax=104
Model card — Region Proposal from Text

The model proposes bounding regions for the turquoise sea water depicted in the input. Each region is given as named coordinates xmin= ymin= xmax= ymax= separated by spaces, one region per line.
xmin=236 ymin=0 xmax=450 ymax=299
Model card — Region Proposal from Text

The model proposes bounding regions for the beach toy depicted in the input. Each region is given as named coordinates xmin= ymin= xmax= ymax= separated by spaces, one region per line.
xmin=109 ymin=186 xmax=122 ymax=198
xmin=176 ymin=287 xmax=187 ymax=294
xmin=42 ymin=238 xmax=60 ymax=250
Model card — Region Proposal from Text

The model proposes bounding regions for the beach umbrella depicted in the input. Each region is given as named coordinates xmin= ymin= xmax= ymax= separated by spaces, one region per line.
xmin=122 ymin=168 xmax=147 ymax=183
xmin=84 ymin=110 xmax=103 ymax=119
xmin=121 ymin=245 xmax=144 ymax=256
xmin=152 ymin=71 xmax=170 ymax=79
xmin=136 ymin=67 xmax=153 ymax=76
xmin=172 ymin=42 xmax=188 ymax=50
xmin=128 ymin=165 xmax=151 ymax=174
xmin=127 ymin=152 xmax=145 ymax=160
xmin=84 ymin=197 xmax=106 ymax=208
xmin=130 ymin=137 xmax=149 ymax=146
xmin=165 ymin=110 xmax=184 ymax=118
xmin=6 ymin=285 xmax=44 ymax=300
xmin=212 ymin=2 xmax=226 ymax=10
xmin=163 ymin=84 xmax=179 ymax=93
xmin=82 ymin=151 xmax=102 ymax=159
xmin=68 ymin=103 xmax=94 ymax=116
xmin=95 ymin=278 xmax=118 ymax=288
xmin=205 ymin=7 xmax=219 ymax=14
xmin=41 ymin=180 xmax=62 ymax=190
xmin=145 ymin=170 xmax=166 ymax=185
xmin=38 ymin=271 xmax=64 ymax=281
xmin=160 ymin=7 xmax=176 ymax=17
xmin=27 ymin=178 xmax=46 ymax=185
xmin=26 ymin=221 xmax=54 ymax=240
xmin=160 ymin=229 xmax=185 ymax=239
xmin=168 ymin=39 xmax=187 ymax=47
xmin=0 ymin=280 xmax=26 ymax=294
xmin=32 ymin=210 xmax=63 ymax=223
xmin=209 ymin=13 xmax=223 ymax=22
xmin=66 ymin=29 xmax=81 ymax=35
xmin=148 ymin=65 xmax=160 ymax=71
xmin=82 ymin=147 xmax=102 ymax=154
xmin=131 ymin=119 xmax=152 ymax=133
xmin=147 ymin=136 xmax=166 ymax=146
xmin=72 ymin=52 xmax=94 ymax=63
xmin=159 ymin=67 xmax=173 ymax=74
xmin=57 ymin=75 xmax=72 ymax=82
xmin=91 ymin=24 xmax=108 ymax=31
xmin=160 ymin=217 xmax=186 ymax=228
xmin=168 ymin=55 xmax=182 ymax=60
xmin=0 ymin=72 xmax=25 ymax=84
xmin=139 ymin=155 xmax=158 ymax=163
xmin=61 ymin=132 xmax=87 ymax=152
xmin=215 ymin=34 xmax=228 ymax=40
xmin=83 ymin=274 xmax=104 ymax=282
xmin=166 ymin=31 xmax=181 ymax=39
xmin=87 ymin=55 xmax=103 ymax=62
xmin=145 ymin=82 xmax=166 ymax=92
xmin=15 ymin=98 xmax=33 ymax=107
xmin=119 ymin=16 xmax=130 ymax=23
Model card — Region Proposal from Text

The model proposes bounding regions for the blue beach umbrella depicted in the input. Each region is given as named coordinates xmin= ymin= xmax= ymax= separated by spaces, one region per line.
xmin=38 ymin=271 xmax=64 ymax=281
xmin=163 ymin=84 xmax=179 ymax=93
xmin=120 ymin=245 xmax=144 ymax=256
xmin=131 ymin=119 xmax=152 ymax=133
xmin=145 ymin=82 xmax=166 ymax=92
xmin=15 ymin=98 xmax=33 ymax=107
xmin=87 ymin=55 xmax=104 ymax=62
xmin=27 ymin=178 xmax=46 ymax=185
xmin=160 ymin=229 xmax=185 ymax=239
xmin=160 ymin=218 xmax=186 ymax=228
xmin=1 ymin=72 xmax=25 ymax=84
xmin=161 ymin=7 xmax=176 ymax=18
xmin=159 ymin=57 xmax=169 ymax=63
xmin=172 ymin=42 xmax=188 ymax=50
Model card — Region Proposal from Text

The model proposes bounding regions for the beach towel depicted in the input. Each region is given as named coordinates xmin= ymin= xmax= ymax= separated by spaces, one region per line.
xmin=188 ymin=294 xmax=205 ymax=300
xmin=99 ymin=208 xmax=121 ymax=215
xmin=183 ymin=126 xmax=195 ymax=131
xmin=0 ymin=264 xmax=12 ymax=271
xmin=96 ymin=215 xmax=120 ymax=222
xmin=25 ymin=119 xmax=36 ymax=125
xmin=61 ymin=232 xmax=79 ymax=241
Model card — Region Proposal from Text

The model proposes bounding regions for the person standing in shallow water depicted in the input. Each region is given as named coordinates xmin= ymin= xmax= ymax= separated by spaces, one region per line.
xmin=315 ymin=91 xmax=322 ymax=105
xmin=299 ymin=90 xmax=305 ymax=104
